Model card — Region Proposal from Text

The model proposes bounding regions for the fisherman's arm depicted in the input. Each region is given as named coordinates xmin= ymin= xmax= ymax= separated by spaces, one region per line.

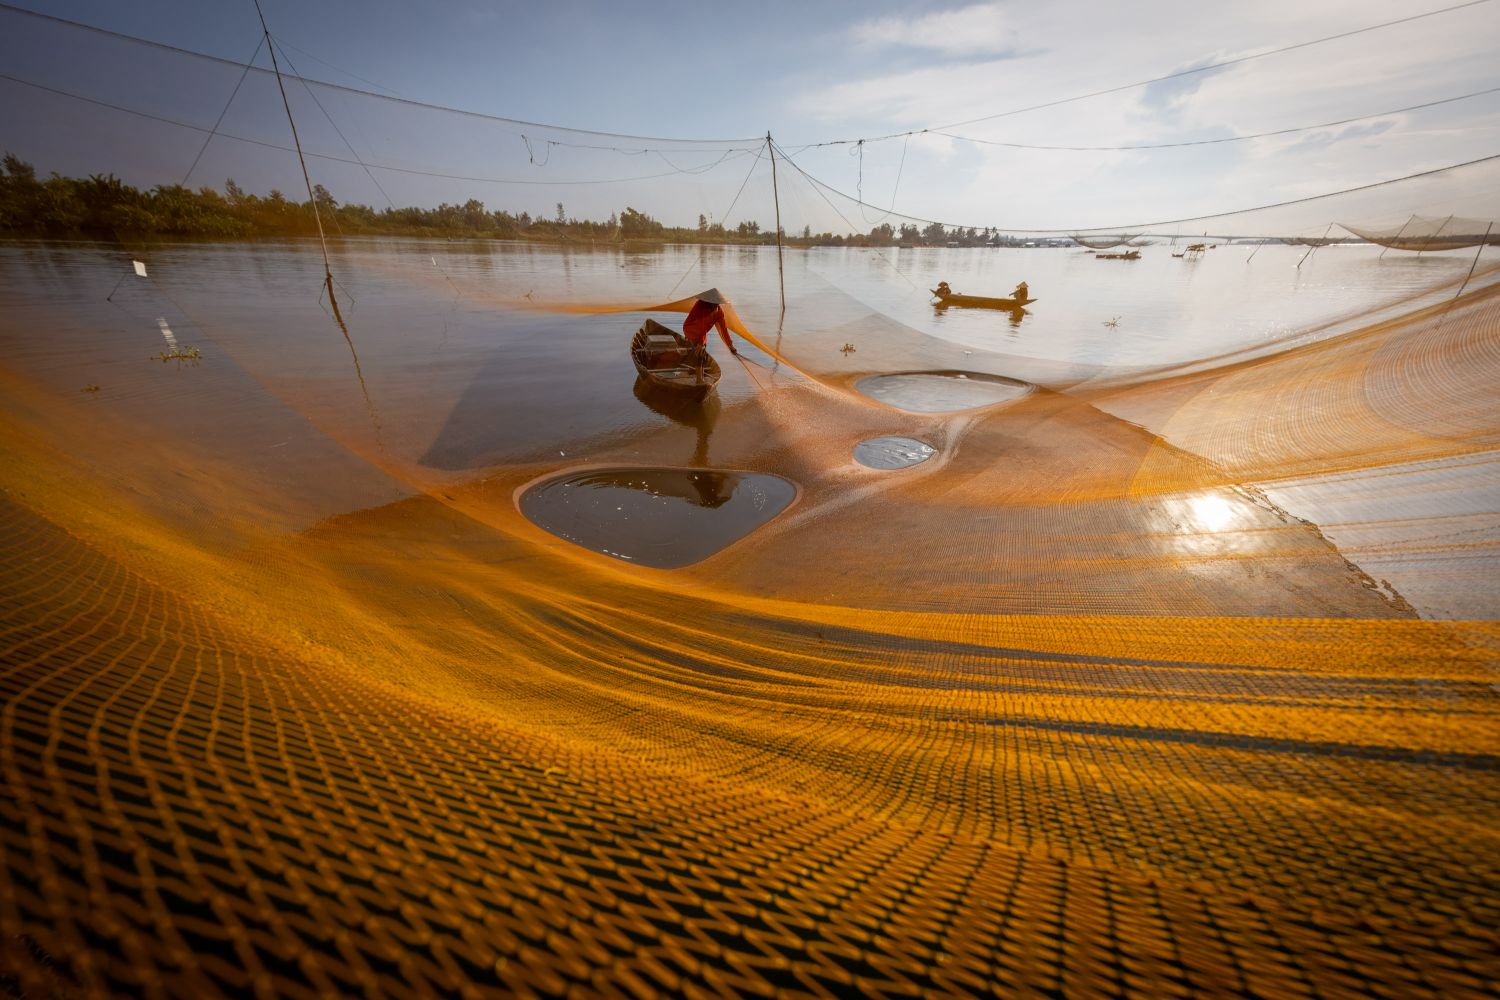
xmin=716 ymin=316 xmax=738 ymax=354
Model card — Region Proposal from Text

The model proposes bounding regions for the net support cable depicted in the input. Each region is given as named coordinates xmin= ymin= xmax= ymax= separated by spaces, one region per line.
xmin=181 ymin=35 xmax=266 ymax=187
xmin=0 ymin=1 xmax=763 ymax=150
xmin=779 ymin=150 xmax=1500 ymax=238
xmin=791 ymin=0 xmax=1495 ymax=149
xmin=929 ymin=86 xmax=1500 ymax=153
xmin=0 ymin=72 xmax=759 ymax=189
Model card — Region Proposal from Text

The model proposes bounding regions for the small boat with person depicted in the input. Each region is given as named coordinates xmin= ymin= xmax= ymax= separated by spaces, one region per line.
xmin=931 ymin=280 xmax=1036 ymax=311
xmin=631 ymin=319 xmax=721 ymax=400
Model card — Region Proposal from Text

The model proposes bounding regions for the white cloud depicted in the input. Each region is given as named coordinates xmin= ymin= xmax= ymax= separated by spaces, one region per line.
xmin=852 ymin=3 xmax=1021 ymax=57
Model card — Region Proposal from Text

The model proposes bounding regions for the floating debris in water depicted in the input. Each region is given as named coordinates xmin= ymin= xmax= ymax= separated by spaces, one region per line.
xmin=152 ymin=346 xmax=202 ymax=367
xmin=854 ymin=437 xmax=936 ymax=470
xmin=80 ymin=384 xmax=100 ymax=393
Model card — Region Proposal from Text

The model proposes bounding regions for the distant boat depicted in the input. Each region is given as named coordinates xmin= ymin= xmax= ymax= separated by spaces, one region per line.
xmin=631 ymin=319 xmax=720 ymax=400
xmin=1096 ymin=250 xmax=1141 ymax=260
xmin=931 ymin=289 xmax=1036 ymax=310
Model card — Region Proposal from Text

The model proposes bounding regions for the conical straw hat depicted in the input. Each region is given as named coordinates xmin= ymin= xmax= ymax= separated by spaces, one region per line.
xmin=689 ymin=287 xmax=727 ymax=305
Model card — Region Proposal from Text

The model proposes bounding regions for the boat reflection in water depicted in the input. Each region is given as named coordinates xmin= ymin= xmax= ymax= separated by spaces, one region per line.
xmin=934 ymin=302 xmax=1031 ymax=329
xmin=519 ymin=465 xmax=796 ymax=568
xmin=633 ymin=375 xmax=721 ymax=466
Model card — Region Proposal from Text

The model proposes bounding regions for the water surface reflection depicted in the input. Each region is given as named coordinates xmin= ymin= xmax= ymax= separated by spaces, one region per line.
xmin=519 ymin=467 xmax=796 ymax=568
xmin=856 ymin=371 xmax=1034 ymax=413
xmin=854 ymin=437 xmax=936 ymax=469
xmin=633 ymin=376 xmax=721 ymax=465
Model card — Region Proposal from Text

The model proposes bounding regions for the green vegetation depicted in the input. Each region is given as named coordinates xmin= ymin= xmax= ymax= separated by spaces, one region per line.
xmin=0 ymin=154 xmax=1021 ymax=247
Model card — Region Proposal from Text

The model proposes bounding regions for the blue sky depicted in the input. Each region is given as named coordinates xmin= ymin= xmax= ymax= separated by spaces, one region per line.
xmin=3 ymin=1 xmax=1498 ymax=232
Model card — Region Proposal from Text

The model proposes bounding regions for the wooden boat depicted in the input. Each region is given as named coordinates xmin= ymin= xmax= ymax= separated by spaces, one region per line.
xmin=631 ymin=319 xmax=721 ymax=400
xmin=1096 ymin=250 xmax=1141 ymax=260
xmin=931 ymin=290 xmax=1036 ymax=310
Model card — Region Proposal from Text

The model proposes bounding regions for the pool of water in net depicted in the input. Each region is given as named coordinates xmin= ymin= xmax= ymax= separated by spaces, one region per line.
xmin=853 ymin=436 xmax=937 ymax=469
xmin=855 ymin=372 xmax=1034 ymax=412
xmin=519 ymin=467 xmax=797 ymax=568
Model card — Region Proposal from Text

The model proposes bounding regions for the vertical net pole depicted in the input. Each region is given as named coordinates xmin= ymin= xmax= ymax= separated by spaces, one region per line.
xmin=1432 ymin=221 xmax=1492 ymax=336
xmin=1419 ymin=214 xmax=1455 ymax=255
xmin=1297 ymin=223 xmax=1334 ymax=269
xmin=1380 ymin=214 xmax=1415 ymax=259
xmin=252 ymin=0 xmax=344 ymax=327
xmin=767 ymin=133 xmax=785 ymax=314
xmin=1450 ymin=221 xmax=1492 ymax=302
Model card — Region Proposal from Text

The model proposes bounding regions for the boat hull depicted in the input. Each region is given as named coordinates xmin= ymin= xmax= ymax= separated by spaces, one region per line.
xmin=932 ymin=292 xmax=1036 ymax=310
xmin=631 ymin=320 xmax=721 ymax=401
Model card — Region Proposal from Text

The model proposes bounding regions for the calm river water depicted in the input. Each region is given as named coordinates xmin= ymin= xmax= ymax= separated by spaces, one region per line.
xmin=1 ymin=237 xmax=1495 ymax=617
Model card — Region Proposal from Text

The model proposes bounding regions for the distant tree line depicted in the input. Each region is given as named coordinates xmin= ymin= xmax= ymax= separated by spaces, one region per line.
xmin=0 ymin=155 xmax=1024 ymax=248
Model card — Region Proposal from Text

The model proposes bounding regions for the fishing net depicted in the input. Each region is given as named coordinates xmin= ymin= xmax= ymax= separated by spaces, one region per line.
xmin=1070 ymin=233 xmax=1141 ymax=248
xmin=1341 ymin=214 xmax=1500 ymax=251
xmin=2 ymin=4 xmax=1500 ymax=998
xmin=1279 ymin=233 xmax=1343 ymax=247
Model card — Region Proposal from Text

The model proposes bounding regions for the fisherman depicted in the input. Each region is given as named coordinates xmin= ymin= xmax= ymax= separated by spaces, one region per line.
xmin=935 ymin=281 xmax=953 ymax=298
xmin=683 ymin=288 xmax=737 ymax=384
xmin=1012 ymin=280 xmax=1029 ymax=303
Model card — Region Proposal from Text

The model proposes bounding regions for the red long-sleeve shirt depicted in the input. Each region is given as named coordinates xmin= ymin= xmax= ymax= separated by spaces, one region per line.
xmin=683 ymin=300 xmax=735 ymax=352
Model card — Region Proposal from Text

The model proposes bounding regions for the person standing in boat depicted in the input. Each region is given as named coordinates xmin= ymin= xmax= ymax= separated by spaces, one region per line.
xmin=1012 ymin=280 xmax=1029 ymax=303
xmin=683 ymin=288 xmax=737 ymax=384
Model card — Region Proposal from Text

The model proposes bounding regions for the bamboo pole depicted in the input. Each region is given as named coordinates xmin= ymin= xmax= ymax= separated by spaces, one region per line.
xmin=1431 ymin=221 xmax=1492 ymax=337
xmin=1297 ymin=223 xmax=1334 ymax=269
xmin=1418 ymin=214 xmax=1455 ymax=255
xmin=252 ymin=0 xmax=344 ymax=327
xmin=1380 ymin=214 xmax=1415 ymax=259
xmin=767 ymin=133 xmax=785 ymax=314
xmin=1448 ymin=222 xmax=1492 ymax=304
